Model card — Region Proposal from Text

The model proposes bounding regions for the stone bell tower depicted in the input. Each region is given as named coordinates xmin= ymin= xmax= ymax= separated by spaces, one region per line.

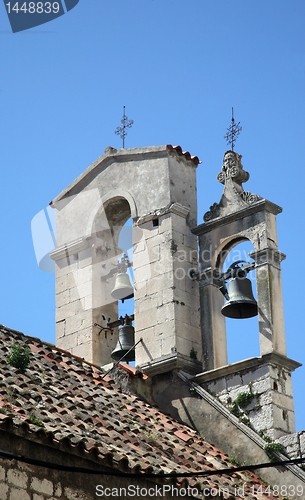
xmin=192 ymin=149 xmax=301 ymax=438
xmin=50 ymin=145 xmax=202 ymax=374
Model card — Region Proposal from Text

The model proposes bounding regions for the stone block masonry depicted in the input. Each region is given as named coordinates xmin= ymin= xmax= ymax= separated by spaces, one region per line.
xmin=277 ymin=430 xmax=305 ymax=460
xmin=50 ymin=145 xmax=202 ymax=373
xmin=134 ymin=205 xmax=201 ymax=374
xmin=0 ymin=460 xmax=92 ymax=500
xmin=0 ymin=456 xmax=188 ymax=500
xmin=195 ymin=353 xmax=300 ymax=440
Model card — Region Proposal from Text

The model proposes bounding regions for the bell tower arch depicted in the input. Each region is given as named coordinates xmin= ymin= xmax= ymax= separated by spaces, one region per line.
xmin=192 ymin=150 xmax=300 ymax=438
xmin=193 ymin=150 xmax=288 ymax=370
xmin=50 ymin=145 xmax=202 ymax=373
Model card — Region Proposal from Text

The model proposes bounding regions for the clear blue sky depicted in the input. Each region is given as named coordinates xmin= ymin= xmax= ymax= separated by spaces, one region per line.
xmin=1 ymin=1 xmax=305 ymax=430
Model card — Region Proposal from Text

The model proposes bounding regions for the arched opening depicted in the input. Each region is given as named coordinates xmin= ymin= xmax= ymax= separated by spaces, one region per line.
xmin=90 ymin=196 xmax=135 ymax=365
xmin=117 ymin=217 xmax=134 ymax=320
xmin=115 ymin=217 xmax=135 ymax=367
xmin=220 ymin=240 xmax=259 ymax=363
xmin=97 ymin=196 xmax=134 ymax=315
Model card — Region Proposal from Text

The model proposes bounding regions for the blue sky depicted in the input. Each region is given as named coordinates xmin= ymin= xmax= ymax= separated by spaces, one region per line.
xmin=1 ymin=1 xmax=305 ymax=430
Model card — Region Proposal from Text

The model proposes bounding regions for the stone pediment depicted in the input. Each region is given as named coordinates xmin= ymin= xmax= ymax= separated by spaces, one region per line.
xmin=51 ymin=145 xmax=200 ymax=206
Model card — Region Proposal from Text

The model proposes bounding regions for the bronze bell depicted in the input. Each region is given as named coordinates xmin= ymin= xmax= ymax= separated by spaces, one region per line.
xmin=111 ymin=272 xmax=134 ymax=301
xmin=111 ymin=321 xmax=135 ymax=362
xmin=221 ymin=276 xmax=258 ymax=319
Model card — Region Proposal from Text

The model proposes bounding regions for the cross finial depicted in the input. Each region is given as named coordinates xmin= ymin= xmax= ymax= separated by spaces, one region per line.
xmin=224 ymin=108 xmax=242 ymax=151
xmin=115 ymin=106 xmax=134 ymax=148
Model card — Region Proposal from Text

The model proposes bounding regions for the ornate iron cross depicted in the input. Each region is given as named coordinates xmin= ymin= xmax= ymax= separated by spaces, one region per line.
xmin=224 ymin=108 xmax=242 ymax=151
xmin=115 ymin=106 xmax=134 ymax=148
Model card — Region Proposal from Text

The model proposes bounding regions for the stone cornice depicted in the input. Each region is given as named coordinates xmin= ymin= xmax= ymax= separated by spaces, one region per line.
xmin=193 ymin=199 xmax=282 ymax=236
xmin=249 ymin=248 xmax=286 ymax=268
xmin=140 ymin=352 xmax=202 ymax=377
xmin=135 ymin=202 xmax=190 ymax=226
xmin=50 ymin=237 xmax=90 ymax=262
xmin=191 ymin=353 xmax=302 ymax=384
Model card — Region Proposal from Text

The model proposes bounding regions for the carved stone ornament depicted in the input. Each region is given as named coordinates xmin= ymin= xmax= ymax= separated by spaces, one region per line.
xmin=203 ymin=203 xmax=221 ymax=222
xmin=217 ymin=150 xmax=249 ymax=185
xmin=203 ymin=150 xmax=261 ymax=222
xmin=240 ymin=191 xmax=260 ymax=204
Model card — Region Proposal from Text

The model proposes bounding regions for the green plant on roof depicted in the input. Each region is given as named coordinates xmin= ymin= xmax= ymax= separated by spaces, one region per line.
xmin=142 ymin=428 xmax=160 ymax=444
xmin=29 ymin=415 xmax=44 ymax=427
xmin=7 ymin=341 xmax=31 ymax=373
xmin=227 ymin=456 xmax=240 ymax=466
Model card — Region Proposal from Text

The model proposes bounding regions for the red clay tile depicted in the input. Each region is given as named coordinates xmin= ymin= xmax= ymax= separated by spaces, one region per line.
xmin=117 ymin=363 xmax=149 ymax=380
xmin=166 ymin=145 xmax=201 ymax=165
xmin=0 ymin=325 xmax=291 ymax=499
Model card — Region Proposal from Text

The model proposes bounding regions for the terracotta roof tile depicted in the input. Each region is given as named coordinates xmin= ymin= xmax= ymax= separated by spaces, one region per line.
xmin=118 ymin=362 xmax=149 ymax=379
xmin=174 ymin=429 xmax=194 ymax=443
xmin=166 ymin=145 xmax=201 ymax=165
xmin=0 ymin=325 xmax=291 ymax=498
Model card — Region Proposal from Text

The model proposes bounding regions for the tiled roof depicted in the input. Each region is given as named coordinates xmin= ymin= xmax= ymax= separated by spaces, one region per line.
xmin=0 ymin=325 xmax=283 ymax=498
xmin=166 ymin=145 xmax=201 ymax=165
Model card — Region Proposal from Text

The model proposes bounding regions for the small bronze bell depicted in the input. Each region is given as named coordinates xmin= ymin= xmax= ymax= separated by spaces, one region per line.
xmin=111 ymin=319 xmax=135 ymax=362
xmin=111 ymin=272 xmax=134 ymax=301
xmin=221 ymin=276 xmax=258 ymax=319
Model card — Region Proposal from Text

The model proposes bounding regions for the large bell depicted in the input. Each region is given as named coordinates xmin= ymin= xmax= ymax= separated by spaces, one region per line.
xmin=111 ymin=322 xmax=135 ymax=362
xmin=221 ymin=277 xmax=258 ymax=319
xmin=111 ymin=272 xmax=134 ymax=301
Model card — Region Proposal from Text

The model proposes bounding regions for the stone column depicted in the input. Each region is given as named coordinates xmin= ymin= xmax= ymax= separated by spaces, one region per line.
xmin=51 ymin=234 xmax=119 ymax=366
xmin=199 ymin=268 xmax=227 ymax=371
xmin=250 ymin=248 xmax=287 ymax=356
xmin=134 ymin=203 xmax=201 ymax=375
xmin=193 ymin=150 xmax=291 ymax=368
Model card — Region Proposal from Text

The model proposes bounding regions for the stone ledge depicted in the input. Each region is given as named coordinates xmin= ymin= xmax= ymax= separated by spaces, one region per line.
xmin=193 ymin=199 xmax=282 ymax=235
xmin=139 ymin=352 xmax=202 ymax=377
xmin=249 ymin=248 xmax=286 ymax=268
xmin=135 ymin=202 xmax=190 ymax=226
xmin=50 ymin=237 xmax=90 ymax=262
xmin=191 ymin=353 xmax=301 ymax=384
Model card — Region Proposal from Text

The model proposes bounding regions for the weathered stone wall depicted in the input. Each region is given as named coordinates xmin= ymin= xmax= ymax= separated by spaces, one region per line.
xmin=134 ymin=204 xmax=201 ymax=375
xmin=51 ymin=146 xmax=201 ymax=372
xmin=141 ymin=369 xmax=305 ymax=494
xmin=195 ymin=354 xmax=298 ymax=440
xmin=0 ymin=429 xmax=195 ymax=500
xmin=0 ymin=458 xmax=93 ymax=500
xmin=278 ymin=431 xmax=305 ymax=459
xmin=0 ymin=458 xmax=198 ymax=500
xmin=0 ymin=429 xmax=100 ymax=500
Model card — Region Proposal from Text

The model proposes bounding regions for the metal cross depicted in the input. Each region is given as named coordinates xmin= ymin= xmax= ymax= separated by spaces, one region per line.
xmin=115 ymin=106 xmax=134 ymax=148
xmin=224 ymin=108 xmax=242 ymax=151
